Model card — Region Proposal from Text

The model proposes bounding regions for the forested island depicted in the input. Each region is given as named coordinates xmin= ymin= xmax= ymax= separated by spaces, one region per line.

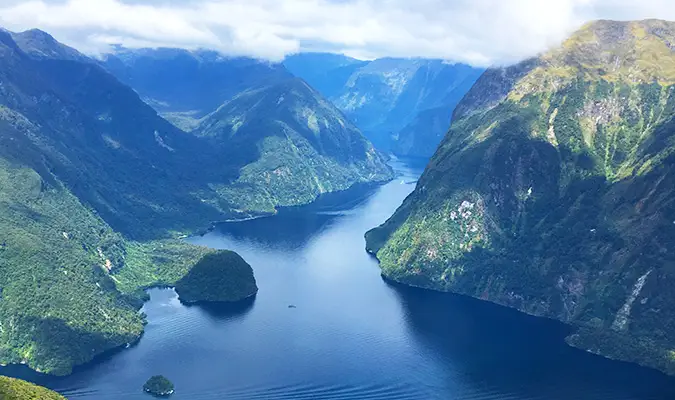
xmin=143 ymin=375 xmax=174 ymax=397
xmin=175 ymin=251 xmax=258 ymax=303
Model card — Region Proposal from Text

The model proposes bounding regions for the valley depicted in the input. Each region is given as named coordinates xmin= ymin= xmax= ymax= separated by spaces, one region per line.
xmin=0 ymin=14 xmax=675 ymax=400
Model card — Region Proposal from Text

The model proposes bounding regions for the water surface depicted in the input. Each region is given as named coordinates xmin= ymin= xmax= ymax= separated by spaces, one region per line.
xmin=7 ymin=158 xmax=675 ymax=399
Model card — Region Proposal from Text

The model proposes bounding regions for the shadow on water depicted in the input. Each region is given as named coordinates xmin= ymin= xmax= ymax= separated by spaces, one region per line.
xmin=212 ymin=183 xmax=380 ymax=249
xmin=0 ymin=338 xmax=142 ymax=392
xmin=387 ymin=278 xmax=675 ymax=400
xmin=180 ymin=295 xmax=257 ymax=321
xmin=285 ymin=182 xmax=381 ymax=212
xmin=213 ymin=211 xmax=336 ymax=249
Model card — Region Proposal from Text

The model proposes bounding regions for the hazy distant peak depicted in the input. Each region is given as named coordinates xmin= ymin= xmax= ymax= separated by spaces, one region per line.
xmin=10 ymin=28 xmax=89 ymax=62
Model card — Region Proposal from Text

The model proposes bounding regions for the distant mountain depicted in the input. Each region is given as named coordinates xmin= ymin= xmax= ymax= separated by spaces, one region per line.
xmin=100 ymin=48 xmax=291 ymax=130
xmin=99 ymin=46 xmax=392 ymax=211
xmin=284 ymin=54 xmax=484 ymax=156
xmin=0 ymin=29 xmax=391 ymax=375
xmin=9 ymin=28 xmax=88 ymax=62
xmin=283 ymin=53 xmax=368 ymax=99
xmin=366 ymin=19 xmax=675 ymax=376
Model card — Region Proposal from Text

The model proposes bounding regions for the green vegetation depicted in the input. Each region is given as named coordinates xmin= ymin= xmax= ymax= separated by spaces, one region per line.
xmin=196 ymin=78 xmax=393 ymax=213
xmin=113 ymin=240 xmax=214 ymax=300
xmin=175 ymin=251 xmax=258 ymax=303
xmin=0 ymin=376 xmax=65 ymax=400
xmin=143 ymin=375 xmax=174 ymax=397
xmin=0 ymin=153 xmax=220 ymax=374
xmin=367 ymin=19 xmax=675 ymax=376
xmin=0 ymin=157 xmax=143 ymax=375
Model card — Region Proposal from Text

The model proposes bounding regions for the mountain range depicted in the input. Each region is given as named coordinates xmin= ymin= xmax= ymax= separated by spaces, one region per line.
xmin=0 ymin=28 xmax=391 ymax=375
xmin=2 ymin=16 xmax=675 ymax=385
xmin=284 ymin=54 xmax=484 ymax=156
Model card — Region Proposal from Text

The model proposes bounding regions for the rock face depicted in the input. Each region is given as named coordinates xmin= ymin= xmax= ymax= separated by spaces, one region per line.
xmin=284 ymin=54 xmax=484 ymax=156
xmin=366 ymin=19 xmax=675 ymax=376
xmin=0 ymin=376 xmax=65 ymax=400
xmin=175 ymin=251 xmax=258 ymax=303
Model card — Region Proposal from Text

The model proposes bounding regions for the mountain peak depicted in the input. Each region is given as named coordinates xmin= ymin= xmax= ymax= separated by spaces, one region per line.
xmin=541 ymin=19 xmax=675 ymax=83
xmin=18 ymin=28 xmax=54 ymax=39
xmin=10 ymin=28 xmax=89 ymax=62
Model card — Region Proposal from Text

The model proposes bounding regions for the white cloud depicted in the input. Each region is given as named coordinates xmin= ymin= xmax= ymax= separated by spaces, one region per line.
xmin=0 ymin=0 xmax=673 ymax=65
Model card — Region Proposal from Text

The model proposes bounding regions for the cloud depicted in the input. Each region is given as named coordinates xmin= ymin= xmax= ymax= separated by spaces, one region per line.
xmin=0 ymin=0 xmax=673 ymax=65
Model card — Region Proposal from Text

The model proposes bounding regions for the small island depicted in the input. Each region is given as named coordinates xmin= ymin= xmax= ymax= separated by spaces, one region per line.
xmin=175 ymin=250 xmax=258 ymax=303
xmin=143 ymin=375 xmax=174 ymax=397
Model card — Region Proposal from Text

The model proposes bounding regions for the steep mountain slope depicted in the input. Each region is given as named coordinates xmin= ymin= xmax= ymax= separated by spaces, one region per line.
xmin=0 ymin=31 xmax=243 ymax=240
xmin=196 ymin=77 xmax=392 ymax=211
xmin=284 ymin=54 xmax=483 ymax=155
xmin=100 ymin=48 xmax=290 ymax=130
xmin=0 ymin=30 xmax=249 ymax=374
xmin=99 ymin=46 xmax=393 ymax=210
xmin=366 ymin=19 xmax=675 ymax=376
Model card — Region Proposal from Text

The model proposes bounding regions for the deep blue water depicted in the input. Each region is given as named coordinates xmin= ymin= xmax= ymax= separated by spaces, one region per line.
xmin=7 ymin=158 xmax=675 ymax=399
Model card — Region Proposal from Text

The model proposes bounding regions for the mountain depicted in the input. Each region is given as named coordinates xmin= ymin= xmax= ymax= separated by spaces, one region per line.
xmin=284 ymin=54 xmax=484 ymax=156
xmin=0 ymin=29 xmax=251 ymax=375
xmin=9 ymin=28 xmax=88 ymax=62
xmin=366 ymin=19 xmax=675 ymax=376
xmin=99 ymin=46 xmax=393 ymax=212
xmin=0 ymin=29 xmax=388 ymax=375
xmin=195 ymin=77 xmax=392 ymax=210
xmin=283 ymin=53 xmax=368 ymax=99
xmin=1 ymin=30 xmax=244 ymax=241
xmin=100 ymin=48 xmax=291 ymax=130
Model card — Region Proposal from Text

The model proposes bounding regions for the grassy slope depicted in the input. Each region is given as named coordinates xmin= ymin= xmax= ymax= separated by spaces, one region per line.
xmin=366 ymin=19 xmax=675 ymax=375
xmin=0 ymin=376 xmax=65 ymax=400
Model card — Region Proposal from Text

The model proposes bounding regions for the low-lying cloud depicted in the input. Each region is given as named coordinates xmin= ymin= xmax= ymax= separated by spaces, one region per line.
xmin=0 ymin=0 xmax=673 ymax=66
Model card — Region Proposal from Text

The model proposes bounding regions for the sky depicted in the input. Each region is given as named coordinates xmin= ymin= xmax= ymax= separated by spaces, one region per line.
xmin=0 ymin=0 xmax=673 ymax=66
